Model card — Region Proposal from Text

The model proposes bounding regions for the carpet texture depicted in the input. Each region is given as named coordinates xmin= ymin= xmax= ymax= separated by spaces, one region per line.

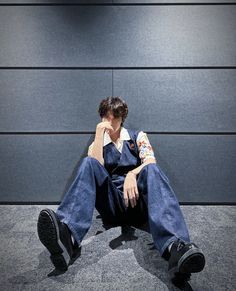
xmin=0 ymin=205 xmax=235 ymax=291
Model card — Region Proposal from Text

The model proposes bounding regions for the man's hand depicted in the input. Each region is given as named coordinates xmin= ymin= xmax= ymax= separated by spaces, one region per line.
xmin=123 ymin=172 xmax=139 ymax=208
xmin=97 ymin=119 xmax=114 ymax=134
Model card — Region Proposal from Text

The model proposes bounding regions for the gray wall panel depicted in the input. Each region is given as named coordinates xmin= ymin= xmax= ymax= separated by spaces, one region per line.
xmin=0 ymin=2 xmax=235 ymax=203
xmin=0 ymin=70 xmax=112 ymax=132
xmin=152 ymin=134 xmax=236 ymax=203
xmin=0 ymin=134 xmax=92 ymax=202
xmin=0 ymin=134 xmax=235 ymax=202
xmin=0 ymin=69 xmax=235 ymax=132
xmin=114 ymin=69 xmax=236 ymax=132
xmin=0 ymin=6 xmax=235 ymax=66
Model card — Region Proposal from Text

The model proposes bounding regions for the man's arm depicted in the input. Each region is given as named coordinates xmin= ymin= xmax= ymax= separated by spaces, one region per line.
xmin=128 ymin=157 xmax=156 ymax=176
xmin=128 ymin=131 xmax=157 ymax=176
xmin=87 ymin=128 xmax=105 ymax=166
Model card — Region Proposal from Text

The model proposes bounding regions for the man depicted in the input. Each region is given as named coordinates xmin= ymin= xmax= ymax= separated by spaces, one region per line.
xmin=37 ymin=96 xmax=205 ymax=283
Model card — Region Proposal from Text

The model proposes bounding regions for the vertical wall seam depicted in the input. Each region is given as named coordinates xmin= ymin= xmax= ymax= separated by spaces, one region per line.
xmin=112 ymin=68 xmax=113 ymax=96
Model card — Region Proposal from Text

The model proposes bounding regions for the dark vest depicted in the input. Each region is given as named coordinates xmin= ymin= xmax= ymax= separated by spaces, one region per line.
xmin=103 ymin=128 xmax=142 ymax=192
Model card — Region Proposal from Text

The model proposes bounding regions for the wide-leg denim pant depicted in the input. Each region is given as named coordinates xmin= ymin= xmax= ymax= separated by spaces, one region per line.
xmin=56 ymin=156 xmax=191 ymax=256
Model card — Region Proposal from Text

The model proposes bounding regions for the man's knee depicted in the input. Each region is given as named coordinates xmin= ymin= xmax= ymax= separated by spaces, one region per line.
xmin=139 ymin=163 xmax=160 ymax=175
xmin=142 ymin=163 xmax=170 ymax=183
xmin=82 ymin=156 xmax=103 ymax=165
xmin=79 ymin=156 xmax=107 ymax=174
xmin=137 ymin=162 xmax=171 ymax=184
xmin=82 ymin=156 xmax=95 ymax=162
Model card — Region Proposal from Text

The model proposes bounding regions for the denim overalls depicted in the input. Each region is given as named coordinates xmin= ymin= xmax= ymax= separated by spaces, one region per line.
xmin=56 ymin=128 xmax=191 ymax=256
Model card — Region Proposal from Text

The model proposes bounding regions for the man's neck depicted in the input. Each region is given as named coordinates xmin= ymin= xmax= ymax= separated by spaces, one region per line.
xmin=109 ymin=127 xmax=121 ymax=142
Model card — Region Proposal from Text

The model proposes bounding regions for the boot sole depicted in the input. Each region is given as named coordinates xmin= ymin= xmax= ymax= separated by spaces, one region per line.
xmin=37 ymin=208 xmax=70 ymax=271
xmin=169 ymin=246 xmax=205 ymax=279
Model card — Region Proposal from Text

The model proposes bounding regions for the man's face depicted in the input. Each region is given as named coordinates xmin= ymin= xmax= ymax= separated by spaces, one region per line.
xmin=102 ymin=112 xmax=122 ymax=133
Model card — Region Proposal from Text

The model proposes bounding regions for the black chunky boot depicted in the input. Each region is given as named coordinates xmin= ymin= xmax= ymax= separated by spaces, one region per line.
xmin=168 ymin=238 xmax=206 ymax=280
xmin=37 ymin=208 xmax=77 ymax=271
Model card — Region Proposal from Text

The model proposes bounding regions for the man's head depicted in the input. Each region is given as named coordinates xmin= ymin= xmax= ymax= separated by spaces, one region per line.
xmin=98 ymin=96 xmax=128 ymax=131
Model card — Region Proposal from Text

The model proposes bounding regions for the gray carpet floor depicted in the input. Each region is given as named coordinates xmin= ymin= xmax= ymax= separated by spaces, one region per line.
xmin=0 ymin=205 xmax=235 ymax=291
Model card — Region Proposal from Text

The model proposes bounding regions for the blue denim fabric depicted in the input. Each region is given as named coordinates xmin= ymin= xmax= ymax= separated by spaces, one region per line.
xmin=56 ymin=156 xmax=191 ymax=256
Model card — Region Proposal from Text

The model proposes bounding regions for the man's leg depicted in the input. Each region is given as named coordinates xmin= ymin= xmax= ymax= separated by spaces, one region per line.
xmin=56 ymin=156 xmax=126 ymax=246
xmin=135 ymin=163 xmax=191 ymax=257
xmin=135 ymin=163 xmax=205 ymax=279
xmin=38 ymin=156 xmax=126 ymax=271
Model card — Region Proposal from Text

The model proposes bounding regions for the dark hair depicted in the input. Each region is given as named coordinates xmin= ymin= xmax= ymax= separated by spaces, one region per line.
xmin=98 ymin=96 xmax=128 ymax=127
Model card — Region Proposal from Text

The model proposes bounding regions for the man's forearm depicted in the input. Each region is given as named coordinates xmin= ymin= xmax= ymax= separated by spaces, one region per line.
xmin=128 ymin=157 xmax=156 ymax=176
xmin=90 ymin=128 xmax=105 ymax=166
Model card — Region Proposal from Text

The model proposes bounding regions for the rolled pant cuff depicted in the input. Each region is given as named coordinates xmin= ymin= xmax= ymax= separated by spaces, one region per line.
xmin=160 ymin=236 xmax=179 ymax=256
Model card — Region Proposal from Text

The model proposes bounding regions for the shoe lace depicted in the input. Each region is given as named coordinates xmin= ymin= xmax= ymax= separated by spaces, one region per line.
xmin=176 ymin=239 xmax=185 ymax=251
